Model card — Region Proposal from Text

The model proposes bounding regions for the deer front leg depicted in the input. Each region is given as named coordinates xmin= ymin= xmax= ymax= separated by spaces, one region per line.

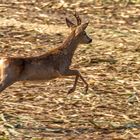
xmin=61 ymin=69 xmax=88 ymax=94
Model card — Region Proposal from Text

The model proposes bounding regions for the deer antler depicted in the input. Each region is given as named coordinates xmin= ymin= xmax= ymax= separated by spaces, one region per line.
xmin=73 ymin=12 xmax=81 ymax=26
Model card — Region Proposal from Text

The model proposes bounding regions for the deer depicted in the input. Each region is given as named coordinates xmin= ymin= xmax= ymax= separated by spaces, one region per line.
xmin=0 ymin=13 xmax=92 ymax=94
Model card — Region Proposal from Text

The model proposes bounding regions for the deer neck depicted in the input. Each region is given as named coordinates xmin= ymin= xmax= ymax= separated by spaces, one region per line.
xmin=61 ymin=30 xmax=80 ymax=59
xmin=67 ymin=38 xmax=79 ymax=57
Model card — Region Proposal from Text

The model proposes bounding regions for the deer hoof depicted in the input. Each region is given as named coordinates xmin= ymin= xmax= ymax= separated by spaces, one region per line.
xmin=67 ymin=88 xmax=75 ymax=94
xmin=85 ymin=85 xmax=89 ymax=94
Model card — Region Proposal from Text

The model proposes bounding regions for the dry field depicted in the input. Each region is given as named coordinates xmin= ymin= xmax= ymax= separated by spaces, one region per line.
xmin=0 ymin=0 xmax=140 ymax=139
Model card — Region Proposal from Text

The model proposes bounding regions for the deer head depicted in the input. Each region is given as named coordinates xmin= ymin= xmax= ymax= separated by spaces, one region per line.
xmin=66 ymin=12 xmax=92 ymax=44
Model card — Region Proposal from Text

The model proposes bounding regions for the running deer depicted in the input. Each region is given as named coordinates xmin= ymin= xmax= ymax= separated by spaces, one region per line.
xmin=0 ymin=13 xmax=92 ymax=94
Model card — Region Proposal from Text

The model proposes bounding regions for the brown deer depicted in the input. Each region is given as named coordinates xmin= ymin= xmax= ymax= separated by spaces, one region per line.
xmin=0 ymin=13 xmax=92 ymax=94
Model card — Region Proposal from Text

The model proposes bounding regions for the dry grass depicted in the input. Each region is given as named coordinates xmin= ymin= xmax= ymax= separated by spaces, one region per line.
xmin=0 ymin=0 xmax=140 ymax=139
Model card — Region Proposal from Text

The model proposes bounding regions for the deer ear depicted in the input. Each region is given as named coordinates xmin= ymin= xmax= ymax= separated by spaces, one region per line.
xmin=81 ymin=22 xmax=89 ymax=30
xmin=66 ymin=18 xmax=75 ymax=28
xmin=75 ymin=22 xmax=89 ymax=36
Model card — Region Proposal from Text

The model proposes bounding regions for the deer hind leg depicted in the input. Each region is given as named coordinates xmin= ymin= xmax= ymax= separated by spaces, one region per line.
xmin=0 ymin=63 xmax=21 ymax=93
xmin=0 ymin=73 xmax=16 ymax=93
xmin=0 ymin=78 xmax=16 ymax=92
xmin=61 ymin=69 xmax=88 ymax=94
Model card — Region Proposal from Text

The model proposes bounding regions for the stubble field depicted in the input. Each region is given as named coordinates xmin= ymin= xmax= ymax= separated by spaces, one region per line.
xmin=0 ymin=0 xmax=140 ymax=139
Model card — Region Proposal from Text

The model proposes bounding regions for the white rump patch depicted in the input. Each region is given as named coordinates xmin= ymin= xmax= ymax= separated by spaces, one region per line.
xmin=0 ymin=59 xmax=4 ymax=65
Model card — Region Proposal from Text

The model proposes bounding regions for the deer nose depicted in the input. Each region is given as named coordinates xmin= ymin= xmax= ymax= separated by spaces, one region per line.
xmin=89 ymin=38 xmax=92 ymax=43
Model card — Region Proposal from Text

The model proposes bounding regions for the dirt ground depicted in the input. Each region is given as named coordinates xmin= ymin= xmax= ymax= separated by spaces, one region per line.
xmin=0 ymin=0 xmax=140 ymax=140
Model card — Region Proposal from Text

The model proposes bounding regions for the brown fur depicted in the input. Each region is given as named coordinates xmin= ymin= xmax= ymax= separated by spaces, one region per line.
xmin=0 ymin=13 xmax=92 ymax=94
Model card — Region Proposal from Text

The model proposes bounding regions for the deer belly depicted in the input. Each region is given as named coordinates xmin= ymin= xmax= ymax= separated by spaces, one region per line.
xmin=19 ymin=64 xmax=61 ymax=81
